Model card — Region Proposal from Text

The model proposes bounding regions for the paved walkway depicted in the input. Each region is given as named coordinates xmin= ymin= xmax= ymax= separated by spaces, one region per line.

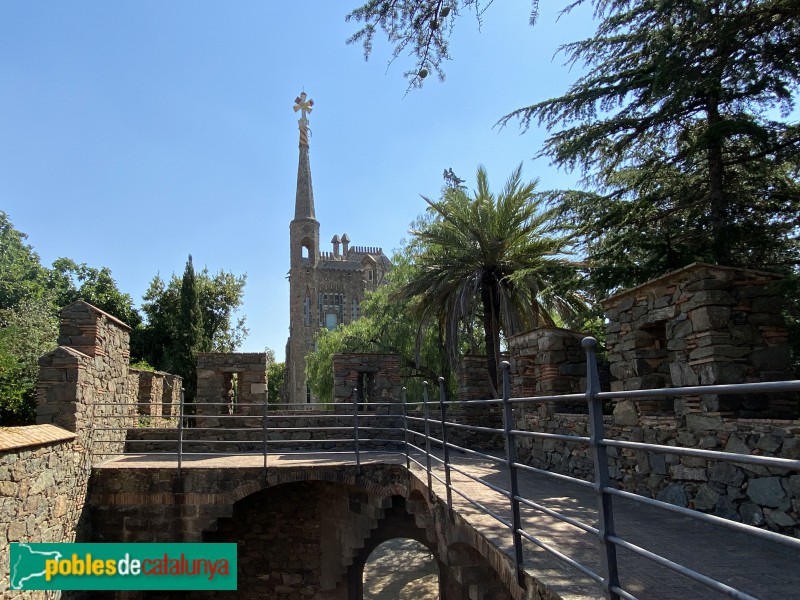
xmin=100 ymin=451 xmax=800 ymax=600
xmin=406 ymin=449 xmax=800 ymax=600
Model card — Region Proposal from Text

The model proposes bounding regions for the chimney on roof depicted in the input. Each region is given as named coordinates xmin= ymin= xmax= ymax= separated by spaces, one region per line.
xmin=341 ymin=233 xmax=350 ymax=256
xmin=331 ymin=234 xmax=341 ymax=258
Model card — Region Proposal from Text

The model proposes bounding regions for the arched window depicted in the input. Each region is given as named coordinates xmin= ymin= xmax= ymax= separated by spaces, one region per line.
xmin=303 ymin=296 xmax=311 ymax=326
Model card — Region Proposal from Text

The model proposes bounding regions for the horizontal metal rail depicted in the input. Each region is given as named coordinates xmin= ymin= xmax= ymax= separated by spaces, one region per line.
xmin=608 ymin=535 xmax=758 ymax=600
xmin=92 ymin=345 xmax=800 ymax=600
xmin=514 ymin=460 xmax=596 ymax=489
xmin=444 ymin=441 xmax=508 ymax=466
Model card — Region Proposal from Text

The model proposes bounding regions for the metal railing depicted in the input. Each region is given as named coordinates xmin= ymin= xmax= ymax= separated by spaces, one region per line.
xmin=92 ymin=340 xmax=800 ymax=600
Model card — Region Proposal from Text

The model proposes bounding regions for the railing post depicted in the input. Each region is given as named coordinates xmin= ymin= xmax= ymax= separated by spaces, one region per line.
xmin=438 ymin=377 xmax=452 ymax=510
xmin=178 ymin=388 xmax=185 ymax=477
xmin=583 ymin=337 xmax=621 ymax=600
xmin=401 ymin=387 xmax=410 ymax=470
xmin=423 ymin=381 xmax=433 ymax=500
xmin=500 ymin=361 xmax=525 ymax=587
xmin=353 ymin=387 xmax=360 ymax=469
xmin=268 ymin=392 xmax=269 ymax=474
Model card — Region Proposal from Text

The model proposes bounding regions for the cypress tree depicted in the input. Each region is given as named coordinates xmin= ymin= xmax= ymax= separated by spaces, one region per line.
xmin=174 ymin=254 xmax=204 ymax=404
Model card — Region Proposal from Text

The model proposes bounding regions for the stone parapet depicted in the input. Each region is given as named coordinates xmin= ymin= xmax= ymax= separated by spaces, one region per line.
xmin=332 ymin=353 xmax=402 ymax=408
xmin=515 ymin=410 xmax=800 ymax=537
xmin=0 ymin=429 xmax=88 ymax=597
xmin=507 ymin=327 xmax=592 ymax=414
xmin=195 ymin=352 xmax=268 ymax=423
xmin=603 ymin=263 xmax=795 ymax=418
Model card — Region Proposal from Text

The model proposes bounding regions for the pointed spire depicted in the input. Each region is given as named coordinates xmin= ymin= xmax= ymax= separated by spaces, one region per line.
xmin=293 ymin=91 xmax=316 ymax=221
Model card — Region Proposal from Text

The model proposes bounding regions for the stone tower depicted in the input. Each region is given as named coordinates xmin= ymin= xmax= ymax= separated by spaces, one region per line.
xmin=285 ymin=92 xmax=391 ymax=405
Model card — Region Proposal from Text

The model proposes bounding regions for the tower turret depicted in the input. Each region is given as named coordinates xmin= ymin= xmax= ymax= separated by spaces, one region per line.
xmin=287 ymin=91 xmax=320 ymax=406
xmin=289 ymin=91 xmax=319 ymax=267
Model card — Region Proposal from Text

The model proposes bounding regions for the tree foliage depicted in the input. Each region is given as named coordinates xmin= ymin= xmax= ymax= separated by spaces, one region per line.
xmin=399 ymin=164 xmax=586 ymax=394
xmin=0 ymin=298 xmax=58 ymax=424
xmin=48 ymin=257 xmax=142 ymax=328
xmin=505 ymin=0 xmax=800 ymax=270
xmin=346 ymin=0 xmax=540 ymax=88
xmin=267 ymin=360 xmax=285 ymax=405
xmin=0 ymin=211 xmax=51 ymax=310
xmin=132 ymin=260 xmax=248 ymax=391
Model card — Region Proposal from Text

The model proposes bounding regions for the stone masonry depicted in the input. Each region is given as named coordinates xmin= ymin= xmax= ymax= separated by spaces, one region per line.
xmin=195 ymin=352 xmax=268 ymax=426
xmin=1 ymin=300 xmax=156 ymax=599
xmin=507 ymin=327 xmax=590 ymax=414
xmin=603 ymin=262 xmax=795 ymax=418
xmin=0 ymin=426 xmax=86 ymax=597
xmin=37 ymin=301 xmax=135 ymax=462
xmin=128 ymin=369 xmax=182 ymax=427
xmin=332 ymin=353 xmax=402 ymax=408
xmin=514 ymin=410 xmax=800 ymax=537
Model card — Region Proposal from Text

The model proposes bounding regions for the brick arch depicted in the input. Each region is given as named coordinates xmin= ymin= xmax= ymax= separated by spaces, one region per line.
xmin=346 ymin=495 xmax=445 ymax=600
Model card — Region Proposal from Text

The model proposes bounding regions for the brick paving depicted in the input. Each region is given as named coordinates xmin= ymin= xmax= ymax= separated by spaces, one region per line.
xmin=101 ymin=451 xmax=800 ymax=600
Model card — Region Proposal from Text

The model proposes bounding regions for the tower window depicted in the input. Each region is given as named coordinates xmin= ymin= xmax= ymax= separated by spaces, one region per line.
xmin=319 ymin=292 xmax=344 ymax=329
xmin=352 ymin=298 xmax=359 ymax=321
xmin=304 ymin=296 xmax=311 ymax=326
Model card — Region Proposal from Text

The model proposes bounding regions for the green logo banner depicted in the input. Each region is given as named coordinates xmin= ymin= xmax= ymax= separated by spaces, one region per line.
xmin=10 ymin=543 xmax=237 ymax=590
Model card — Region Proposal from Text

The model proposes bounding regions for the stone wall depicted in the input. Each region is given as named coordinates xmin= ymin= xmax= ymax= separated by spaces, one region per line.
xmin=0 ymin=426 xmax=88 ymax=597
xmin=508 ymin=328 xmax=590 ymax=413
xmin=195 ymin=352 xmax=268 ymax=424
xmin=0 ymin=301 xmax=182 ymax=598
xmin=37 ymin=301 xmax=135 ymax=462
xmin=129 ymin=369 xmax=182 ymax=427
xmin=455 ymin=354 xmax=497 ymax=401
xmin=332 ymin=353 xmax=402 ymax=408
xmin=603 ymin=263 xmax=796 ymax=418
xmin=515 ymin=410 xmax=800 ymax=537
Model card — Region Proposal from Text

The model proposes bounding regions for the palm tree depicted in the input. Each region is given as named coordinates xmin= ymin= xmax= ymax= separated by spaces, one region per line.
xmin=399 ymin=164 xmax=586 ymax=396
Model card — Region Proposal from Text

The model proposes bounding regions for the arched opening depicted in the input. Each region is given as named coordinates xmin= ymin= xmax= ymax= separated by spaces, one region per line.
xmin=348 ymin=495 xmax=446 ymax=600
xmin=363 ymin=538 xmax=439 ymax=599
xmin=299 ymin=236 xmax=313 ymax=261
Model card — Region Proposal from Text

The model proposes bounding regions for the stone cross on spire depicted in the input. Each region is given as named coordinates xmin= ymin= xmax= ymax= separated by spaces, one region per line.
xmin=293 ymin=91 xmax=314 ymax=146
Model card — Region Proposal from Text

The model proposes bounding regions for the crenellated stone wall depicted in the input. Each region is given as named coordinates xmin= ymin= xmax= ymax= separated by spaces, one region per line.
xmin=129 ymin=369 xmax=182 ymax=427
xmin=514 ymin=410 xmax=800 ymax=537
xmin=603 ymin=263 xmax=796 ymax=418
xmin=195 ymin=353 xmax=268 ymax=424
xmin=1 ymin=300 xmax=145 ymax=598
xmin=507 ymin=328 xmax=592 ymax=414
xmin=332 ymin=353 xmax=402 ymax=408
xmin=37 ymin=301 xmax=136 ymax=462
xmin=0 ymin=301 xmax=187 ymax=598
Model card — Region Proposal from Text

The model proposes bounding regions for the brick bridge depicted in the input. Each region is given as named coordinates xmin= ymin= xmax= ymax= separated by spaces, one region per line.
xmin=89 ymin=454 xmax=526 ymax=600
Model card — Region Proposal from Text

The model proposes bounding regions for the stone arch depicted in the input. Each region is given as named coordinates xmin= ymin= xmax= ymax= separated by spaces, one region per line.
xmin=347 ymin=495 xmax=445 ymax=600
xmin=200 ymin=474 xmax=411 ymax=598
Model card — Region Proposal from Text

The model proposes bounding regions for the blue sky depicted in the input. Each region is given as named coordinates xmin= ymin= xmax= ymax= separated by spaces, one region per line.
xmin=0 ymin=1 xmax=597 ymax=358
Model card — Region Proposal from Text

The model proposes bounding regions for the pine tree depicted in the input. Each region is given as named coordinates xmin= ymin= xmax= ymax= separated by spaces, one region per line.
xmin=505 ymin=0 xmax=799 ymax=271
